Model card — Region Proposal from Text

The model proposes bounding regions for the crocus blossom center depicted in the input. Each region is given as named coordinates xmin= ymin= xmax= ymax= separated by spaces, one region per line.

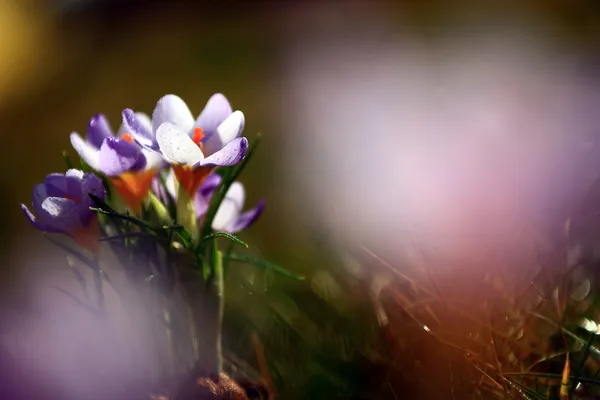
xmin=121 ymin=133 xmax=134 ymax=143
xmin=193 ymin=127 xmax=205 ymax=151
xmin=111 ymin=170 xmax=157 ymax=214
xmin=174 ymin=165 xmax=213 ymax=197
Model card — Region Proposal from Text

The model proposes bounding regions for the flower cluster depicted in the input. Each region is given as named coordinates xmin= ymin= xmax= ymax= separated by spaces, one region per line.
xmin=21 ymin=94 xmax=264 ymax=250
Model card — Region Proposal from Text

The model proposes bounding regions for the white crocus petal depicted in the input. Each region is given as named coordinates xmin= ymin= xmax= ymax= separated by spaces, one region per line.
xmin=156 ymin=122 xmax=204 ymax=166
xmin=152 ymin=94 xmax=195 ymax=135
xmin=164 ymin=168 xmax=177 ymax=198
xmin=65 ymin=169 xmax=84 ymax=180
xmin=142 ymin=148 xmax=165 ymax=170
xmin=70 ymin=132 xmax=100 ymax=170
xmin=216 ymin=110 xmax=245 ymax=146
xmin=211 ymin=182 xmax=245 ymax=231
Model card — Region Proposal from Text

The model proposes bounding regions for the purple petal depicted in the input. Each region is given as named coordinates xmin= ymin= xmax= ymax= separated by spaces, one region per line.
xmin=32 ymin=184 xmax=49 ymax=220
xmin=20 ymin=204 xmax=61 ymax=233
xmin=229 ymin=200 xmax=265 ymax=233
xmin=194 ymin=93 xmax=232 ymax=138
xmin=194 ymin=193 xmax=211 ymax=219
xmin=79 ymin=172 xmax=106 ymax=224
xmin=80 ymin=172 xmax=106 ymax=203
xmin=198 ymin=137 xmax=248 ymax=168
xmin=152 ymin=177 xmax=168 ymax=204
xmin=39 ymin=197 xmax=82 ymax=233
xmin=65 ymin=169 xmax=85 ymax=199
xmin=122 ymin=109 xmax=156 ymax=149
xmin=198 ymin=173 xmax=222 ymax=198
xmin=87 ymin=114 xmax=113 ymax=148
xmin=44 ymin=174 xmax=68 ymax=197
xmin=98 ymin=137 xmax=146 ymax=177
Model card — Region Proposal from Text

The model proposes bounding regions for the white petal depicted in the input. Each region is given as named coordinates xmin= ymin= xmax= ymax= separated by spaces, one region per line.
xmin=225 ymin=182 xmax=245 ymax=210
xmin=211 ymin=182 xmax=245 ymax=232
xmin=65 ymin=169 xmax=84 ymax=180
xmin=165 ymin=168 xmax=176 ymax=198
xmin=156 ymin=122 xmax=203 ymax=166
xmin=152 ymin=94 xmax=195 ymax=134
xmin=70 ymin=132 xmax=100 ymax=171
xmin=211 ymin=199 xmax=239 ymax=231
xmin=142 ymin=148 xmax=165 ymax=170
xmin=216 ymin=110 xmax=245 ymax=146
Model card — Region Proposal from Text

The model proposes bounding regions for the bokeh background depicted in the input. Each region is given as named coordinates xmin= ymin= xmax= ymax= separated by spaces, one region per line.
xmin=4 ymin=1 xmax=600 ymax=399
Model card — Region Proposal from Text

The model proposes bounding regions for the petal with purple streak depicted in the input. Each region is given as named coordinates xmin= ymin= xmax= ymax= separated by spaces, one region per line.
xmin=194 ymin=193 xmax=211 ymax=218
xmin=229 ymin=200 xmax=265 ymax=233
xmin=99 ymin=137 xmax=146 ymax=177
xmin=152 ymin=95 xmax=195 ymax=135
xmin=156 ymin=122 xmax=204 ymax=166
xmin=122 ymin=109 xmax=156 ymax=149
xmin=71 ymin=133 xmax=101 ymax=171
xmin=199 ymin=137 xmax=248 ymax=168
xmin=194 ymin=93 xmax=233 ymax=138
xmin=86 ymin=114 xmax=113 ymax=149
xmin=20 ymin=204 xmax=61 ymax=233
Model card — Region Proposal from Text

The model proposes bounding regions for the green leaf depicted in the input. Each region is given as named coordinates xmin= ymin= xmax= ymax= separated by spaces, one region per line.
xmin=89 ymin=194 xmax=155 ymax=232
xmin=80 ymin=157 xmax=92 ymax=173
xmin=224 ymin=252 xmax=305 ymax=280
xmin=148 ymin=192 xmax=172 ymax=224
xmin=62 ymin=150 xmax=74 ymax=169
xmin=200 ymin=232 xmax=249 ymax=248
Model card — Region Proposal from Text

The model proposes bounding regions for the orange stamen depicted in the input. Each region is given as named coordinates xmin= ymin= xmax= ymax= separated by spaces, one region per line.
xmin=121 ymin=133 xmax=134 ymax=143
xmin=192 ymin=127 xmax=205 ymax=151
xmin=173 ymin=165 xmax=213 ymax=197
xmin=110 ymin=169 xmax=157 ymax=214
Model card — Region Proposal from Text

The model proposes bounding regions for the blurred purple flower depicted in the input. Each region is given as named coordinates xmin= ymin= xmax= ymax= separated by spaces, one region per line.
xmin=123 ymin=94 xmax=248 ymax=196
xmin=20 ymin=170 xmax=106 ymax=251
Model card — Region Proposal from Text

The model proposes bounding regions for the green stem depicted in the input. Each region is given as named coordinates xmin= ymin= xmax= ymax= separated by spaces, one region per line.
xmin=213 ymin=240 xmax=225 ymax=373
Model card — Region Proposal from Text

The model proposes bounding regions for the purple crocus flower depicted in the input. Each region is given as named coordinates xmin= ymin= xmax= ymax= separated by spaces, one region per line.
xmin=20 ymin=170 xmax=106 ymax=251
xmin=122 ymin=94 xmax=248 ymax=197
xmin=69 ymin=113 xmax=164 ymax=213
xmin=154 ymin=170 xmax=264 ymax=234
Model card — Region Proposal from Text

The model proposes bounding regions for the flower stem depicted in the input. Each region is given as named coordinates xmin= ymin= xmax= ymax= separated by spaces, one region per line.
xmin=213 ymin=239 xmax=224 ymax=373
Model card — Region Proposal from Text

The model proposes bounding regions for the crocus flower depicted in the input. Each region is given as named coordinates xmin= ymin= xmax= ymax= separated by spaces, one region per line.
xmin=20 ymin=170 xmax=106 ymax=251
xmin=70 ymin=113 xmax=164 ymax=213
xmin=122 ymin=94 xmax=248 ymax=197
xmin=154 ymin=170 xmax=264 ymax=233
